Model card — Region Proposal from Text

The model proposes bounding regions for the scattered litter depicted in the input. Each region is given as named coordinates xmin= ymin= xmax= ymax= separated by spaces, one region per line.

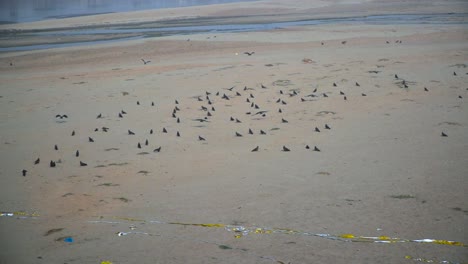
xmin=302 ymin=58 xmax=315 ymax=64
xmin=89 ymin=217 xmax=466 ymax=247
xmin=405 ymin=255 xmax=461 ymax=264
xmin=1 ymin=211 xmax=39 ymax=218
xmin=63 ymin=237 xmax=74 ymax=243
xmin=101 ymin=261 xmax=113 ymax=264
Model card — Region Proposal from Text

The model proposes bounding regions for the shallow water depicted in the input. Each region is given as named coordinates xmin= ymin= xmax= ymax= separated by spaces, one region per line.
xmin=1 ymin=13 xmax=467 ymax=52
xmin=0 ymin=0 xmax=258 ymax=23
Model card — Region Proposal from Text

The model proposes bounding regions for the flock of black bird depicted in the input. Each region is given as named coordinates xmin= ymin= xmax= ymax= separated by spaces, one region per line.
xmin=20 ymin=66 xmax=463 ymax=177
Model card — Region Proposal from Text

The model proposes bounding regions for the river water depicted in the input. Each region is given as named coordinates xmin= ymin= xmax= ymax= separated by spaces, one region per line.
xmin=0 ymin=13 xmax=467 ymax=52
xmin=0 ymin=0 xmax=258 ymax=23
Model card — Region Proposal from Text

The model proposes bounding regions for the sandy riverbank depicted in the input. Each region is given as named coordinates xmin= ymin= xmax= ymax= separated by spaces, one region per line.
xmin=0 ymin=1 xmax=467 ymax=263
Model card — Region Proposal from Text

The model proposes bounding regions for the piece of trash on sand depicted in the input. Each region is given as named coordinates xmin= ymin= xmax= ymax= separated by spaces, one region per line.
xmin=302 ymin=58 xmax=315 ymax=64
xmin=63 ymin=237 xmax=74 ymax=243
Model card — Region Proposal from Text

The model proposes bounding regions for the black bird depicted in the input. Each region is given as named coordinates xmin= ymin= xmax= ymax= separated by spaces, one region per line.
xmin=22 ymin=169 xmax=27 ymax=176
xmin=404 ymin=84 xmax=408 ymax=88
xmin=235 ymin=132 xmax=243 ymax=137
xmin=137 ymin=101 xmax=140 ymax=105
xmin=177 ymin=131 xmax=180 ymax=137
xmin=341 ymin=41 xmax=347 ymax=44
xmin=344 ymin=96 xmax=347 ymax=100
xmin=137 ymin=142 xmax=141 ymax=149
xmin=315 ymin=127 xmax=320 ymax=132
xmin=121 ymin=110 xmax=127 ymax=114
xmin=97 ymin=113 xmax=102 ymax=119
xmin=89 ymin=137 xmax=94 ymax=142
xmin=34 ymin=158 xmax=40 ymax=165
xmin=216 ymin=92 xmax=220 ymax=96
xmin=441 ymin=132 xmax=448 ymax=137
xmin=362 ymin=93 xmax=367 ymax=96
xmin=249 ymin=128 xmax=254 ymax=135
xmin=175 ymin=100 xmax=179 ymax=104
xmin=306 ymin=145 xmax=310 ymax=149
xmin=206 ymin=91 xmax=211 ymax=96
xmin=54 ymin=144 xmax=58 ymax=150
xmin=458 ymin=95 xmax=463 ymax=99
xmin=71 ymin=130 xmax=75 ymax=136
xmin=282 ymin=118 xmax=288 ymax=123
xmin=207 ymin=111 xmax=212 ymax=117
xmin=340 ymin=91 xmax=345 ymax=95
xmin=278 ymin=108 xmax=282 ymax=113
xmin=247 ymin=98 xmax=250 ymax=103
xmin=230 ymin=117 xmax=235 ymax=121
xmin=197 ymin=97 xmax=203 ymax=102
xmin=244 ymin=52 xmax=255 ymax=56
xmin=128 ymin=130 xmax=135 ymax=135
xmin=172 ymin=113 xmax=177 ymax=118
xmin=163 ymin=128 xmax=167 ymax=133
xmin=251 ymin=102 xmax=254 ymax=108
xmin=175 ymin=106 xmax=180 ymax=111
xmin=280 ymin=90 xmax=283 ymax=95
xmin=243 ymin=86 xmax=247 ymax=91
xmin=281 ymin=100 xmax=287 ymax=105
xmin=254 ymin=110 xmax=268 ymax=116
xmin=314 ymin=146 xmax=320 ymax=152
xmin=333 ymin=83 xmax=337 ymax=87
xmin=276 ymin=98 xmax=281 ymax=103
xmin=236 ymin=92 xmax=241 ymax=96
xmin=301 ymin=98 xmax=306 ymax=102
xmin=153 ymin=147 xmax=161 ymax=153
xmin=395 ymin=74 xmax=399 ymax=79
xmin=313 ymin=88 xmax=317 ymax=93
xmin=152 ymin=102 xmax=155 ymax=106
xmin=199 ymin=136 xmax=206 ymax=141
xmin=251 ymin=146 xmax=259 ymax=152
xmin=453 ymin=71 xmax=457 ymax=76
xmin=102 ymin=127 xmax=109 ymax=132
xmin=227 ymin=86 xmax=235 ymax=91
xmin=50 ymin=160 xmax=56 ymax=167
xmin=194 ymin=118 xmax=210 ymax=122
xmin=246 ymin=112 xmax=251 ymax=115
xmin=236 ymin=118 xmax=241 ymax=123
xmin=325 ymin=124 xmax=331 ymax=130
xmin=76 ymin=150 xmax=79 ymax=157
xmin=150 ymin=129 xmax=153 ymax=134
xmin=94 ymin=128 xmax=99 ymax=132
xmin=212 ymin=107 xmax=215 ymax=111
xmin=145 ymin=139 xmax=149 ymax=145
xmin=80 ymin=161 xmax=87 ymax=166
xmin=282 ymin=146 xmax=290 ymax=152
xmin=250 ymin=93 xmax=254 ymax=98
xmin=141 ymin=59 xmax=151 ymax=65
xmin=118 ymin=113 xmax=123 ymax=118
xmin=323 ymin=93 xmax=328 ymax=98
xmin=177 ymin=117 xmax=180 ymax=123
xmin=355 ymin=82 xmax=360 ymax=87
xmin=254 ymin=104 xmax=259 ymax=109
xmin=261 ymin=84 xmax=267 ymax=89
xmin=424 ymin=87 xmax=429 ymax=92
xmin=260 ymin=130 xmax=266 ymax=135
xmin=222 ymin=94 xmax=230 ymax=100
xmin=55 ymin=114 xmax=68 ymax=119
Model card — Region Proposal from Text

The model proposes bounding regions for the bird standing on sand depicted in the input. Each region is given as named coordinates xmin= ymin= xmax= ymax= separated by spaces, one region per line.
xmin=251 ymin=146 xmax=259 ymax=152
xmin=50 ymin=161 xmax=56 ymax=167
xmin=89 ymin=137 xmax=94 ymax=142
xmin=76 ymin=150 xmax=79 ymax=157
xmin=199 ymin=136 xmax=206 ymax=141
xmin=141 ymin=59 xmax=151 ymax=65
xmin=441 ymin=132 xmax=448 ymax=137
xmin=154 ymin=147 xmax=161 ymax=153
xmin=34 ymin=158 xmax=40 ymax=165
xmin=128 ymin=130 xmax=135 ymax=135
xmin=283 ymin=146 xmax=290 ymax=152
xmin=80 ymin=161 xmax=87 ymax=167
xmin=22 ymin=169 xmax=27 ymax=176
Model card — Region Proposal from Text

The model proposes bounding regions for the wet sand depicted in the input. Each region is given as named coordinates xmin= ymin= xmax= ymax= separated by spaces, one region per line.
xmin=0 ymin=0 xmax=467 ymax=263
